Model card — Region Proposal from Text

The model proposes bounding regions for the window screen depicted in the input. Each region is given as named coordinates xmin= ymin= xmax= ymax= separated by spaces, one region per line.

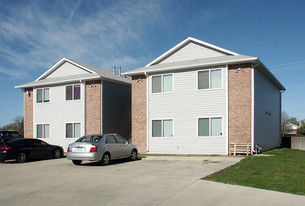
xmin=211 ymin=69 xmax=222 ymax=89
xmin=152 ymin=120 xmax=162 ymax=137
xmin=198 ymin=118 xmax=209 ymax=136
xmin=152 ymin=76 xmax=162 ymax=93
xmin=198 ymin=71 xmax=209 ymax=89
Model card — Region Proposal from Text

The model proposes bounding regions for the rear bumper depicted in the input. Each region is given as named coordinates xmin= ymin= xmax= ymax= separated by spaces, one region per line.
xmin=66 ymin=152 xmax=102 ymax=161
xmin=0 ymin=151 xmax=16 ymax=162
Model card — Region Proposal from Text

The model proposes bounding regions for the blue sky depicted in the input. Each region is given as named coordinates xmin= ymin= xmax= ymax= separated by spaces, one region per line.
xmin=0 ymin=0 xmax=305 ymax=126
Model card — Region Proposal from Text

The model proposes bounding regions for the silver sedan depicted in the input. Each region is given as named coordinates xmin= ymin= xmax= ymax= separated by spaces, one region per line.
xmin=66 ymin=134 xmax=138 ymax=165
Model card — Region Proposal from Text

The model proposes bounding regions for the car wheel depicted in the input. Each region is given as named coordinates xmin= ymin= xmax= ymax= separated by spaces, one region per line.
xmin=101 ymin=153 xmax=110 ymax=165
xmin=16 ymin=152 xmax=27 ymax=163
xmin=130 ymin=149 xmax=138 ymax=161
xmin=53 ymin=149 xmax=61 ymax=159
xmin=72 ymin=160 xmax=82 ymax=165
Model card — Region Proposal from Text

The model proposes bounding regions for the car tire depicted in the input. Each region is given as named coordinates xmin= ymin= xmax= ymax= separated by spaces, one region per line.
xmin=16 ymin=152 xmax=27 ymax=163
xmin=101 ymin=153 xmax=110 ymax=166
xmin=53 ymin=149 xmax=61 ymax=159
xmin=130 ymin=149 xmax=138 ymax=161
xmin=72 ymin=160 xmax=82 ymax=165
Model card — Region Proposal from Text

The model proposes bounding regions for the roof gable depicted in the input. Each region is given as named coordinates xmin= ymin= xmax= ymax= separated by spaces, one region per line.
xmin=37 ymin=58 xmax=95 ymax=81
xmin=147 ymin=37 xmax=239 ymax=66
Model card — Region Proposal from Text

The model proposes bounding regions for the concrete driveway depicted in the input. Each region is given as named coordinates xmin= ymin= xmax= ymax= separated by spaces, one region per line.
xmin=0 ymin=156 xmax=304 ymax=206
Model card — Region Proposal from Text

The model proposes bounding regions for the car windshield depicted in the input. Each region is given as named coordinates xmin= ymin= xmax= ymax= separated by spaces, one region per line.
xmin=75 ymin=135 xmax=103 ymax=143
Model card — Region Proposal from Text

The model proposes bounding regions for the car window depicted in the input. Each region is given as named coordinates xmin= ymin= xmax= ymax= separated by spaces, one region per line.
xmin=105 ymin=135 xmax=116 ymax=144
xmin=30 ymin=139 xmax=47 ymax=147
xmin=11 ymin=132 xmax=21 ymax=139
xmin=115 ymin=135 xmax=127 ymax=144
xmin=75 ymin=135 xmax=103 ymax=143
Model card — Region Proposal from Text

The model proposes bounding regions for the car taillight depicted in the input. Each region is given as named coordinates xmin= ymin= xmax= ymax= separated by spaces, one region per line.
xmin=0 ymin=146 xmax=13 ymax=150
xmin=90 ymin=145 xmax=97 ymax=153
xmin=67 ymin=147 xmax=70 ymax=152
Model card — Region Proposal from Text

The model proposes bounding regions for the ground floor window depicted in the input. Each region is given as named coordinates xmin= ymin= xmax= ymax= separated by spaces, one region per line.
xmin=152 ymin=119 xmax=173 ymax=137
xmin=198 ymin=117 xmax=222 ymax=137
xmin=37 ymin=124 xmax=50 ymax=138
xmin=66 ymin=123 xmax=81 ymax=138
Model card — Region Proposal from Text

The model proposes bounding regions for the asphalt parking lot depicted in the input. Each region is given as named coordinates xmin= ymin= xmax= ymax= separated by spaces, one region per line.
xmin=1 ymin=156 xmax=305 ymax=206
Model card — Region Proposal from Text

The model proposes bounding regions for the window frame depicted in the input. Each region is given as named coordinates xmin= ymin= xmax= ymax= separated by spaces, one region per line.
xmin=197 ymin=116 xmax=223 ymax=138
xmin=65 ymin=84 xmax=81 ymax=101
xmin=197 ymin=68 xmax=223 ymax=91
xmin=151 ymin=73 xmax=174 ymax=94
xmin=65 ymin=122 xmax=81 ymax=138
xmin=36 ymin=123 xmax=50 ymax=138
xmin=151 ymin=118 xmax=174 ymax=138
xmin=36 ymin=88 xmax=50 ymax=103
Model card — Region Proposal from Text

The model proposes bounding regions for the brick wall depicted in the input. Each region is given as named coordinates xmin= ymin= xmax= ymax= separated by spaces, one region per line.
xmin=24 ymin=88 xmax=33 ymax=138
xmin=228 ymin=64 xmax=252 ymax=146
xmin=85 ymin=80 xmax=101 ymax=134
xmin=131 ymin=75 xmax=147 ymax=153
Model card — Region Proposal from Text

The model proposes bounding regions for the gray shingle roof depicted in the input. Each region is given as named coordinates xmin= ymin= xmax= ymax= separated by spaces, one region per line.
xmin=16 ymin=58 xmax=131 ymax=89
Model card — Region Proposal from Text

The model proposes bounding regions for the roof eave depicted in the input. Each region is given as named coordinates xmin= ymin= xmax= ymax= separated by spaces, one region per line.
xmin=124 ymin=57 xmax=257 ymax=76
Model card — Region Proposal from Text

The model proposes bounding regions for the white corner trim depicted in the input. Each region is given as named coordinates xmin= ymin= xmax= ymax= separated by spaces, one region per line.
xmin=251 ymin=65 xmax=255 ymax=153
xmin=225 ymin=65 xmax=229 ymax=155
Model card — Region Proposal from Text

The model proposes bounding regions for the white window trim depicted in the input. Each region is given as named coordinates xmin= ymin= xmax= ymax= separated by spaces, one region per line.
xmin=150 ymin=73 xmax=174 ymax=94
xmin=65 ymin=84 xmax=82 ymax=101
xmin=35 ymin=87 xmax=51 ymax=104
xmin=65 ymin=122 xmax=82 ymax=138
xmin=36 ymin=123 xmax=51 ymax=139
xmin=197 ymin=68 xmax=223 ymax=91
xmin=151 ymin=118 xmax=174 ymax=138
xmin=197 ymin=116 xmax=223 ymax=138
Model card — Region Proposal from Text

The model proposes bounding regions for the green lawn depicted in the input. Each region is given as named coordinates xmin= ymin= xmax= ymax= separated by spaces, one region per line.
xmin=204 ymin=148 xmax=305 ymax=196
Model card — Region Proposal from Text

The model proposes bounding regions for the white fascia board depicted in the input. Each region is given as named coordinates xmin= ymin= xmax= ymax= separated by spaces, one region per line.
xmin=35 ymin=58 xmax=96 ymax=81
xmin=145 ymin=37 xmax=239 ymax=67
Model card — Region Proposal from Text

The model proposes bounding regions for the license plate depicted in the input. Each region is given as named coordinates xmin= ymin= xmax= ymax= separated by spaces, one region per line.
xmin=72 ymin=147 xmax=85 ymax=152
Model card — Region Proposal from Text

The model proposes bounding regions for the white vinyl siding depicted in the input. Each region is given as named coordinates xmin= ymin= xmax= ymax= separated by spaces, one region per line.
xmin=34 ymin=84 xmax=85 ymax=150
xmin=46 ymin=62 xmax=89 ymax=79
xmin=157 ymin=42 xmax=227 ymax=65
xmin=254 ymin=69 xmax=281 ymax=151
xmin=148 ymin=67 xmax=227 ymax=155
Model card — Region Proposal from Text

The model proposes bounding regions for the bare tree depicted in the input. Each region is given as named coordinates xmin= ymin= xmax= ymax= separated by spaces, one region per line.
xmin=281 ymin=111 xmax=292 ymax=135
xmin=0 ymin=116 xmax=24 ymax=136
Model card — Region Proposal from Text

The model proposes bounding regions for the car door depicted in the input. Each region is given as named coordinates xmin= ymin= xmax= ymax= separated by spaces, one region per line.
xmin=29 ymin=139 xmax=52 ymax=159
xmin=114 ymin=135 xmax=130 ymax=158
xmin=105 ymin=135 xmax=120 ymax=159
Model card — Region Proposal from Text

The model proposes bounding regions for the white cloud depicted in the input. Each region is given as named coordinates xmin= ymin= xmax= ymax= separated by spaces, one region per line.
xmin=0 ymin=0 xmax=167 ymax=79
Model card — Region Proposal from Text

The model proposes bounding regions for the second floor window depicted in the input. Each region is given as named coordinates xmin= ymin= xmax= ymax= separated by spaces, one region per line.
xmin=152 ymin=74 xmax=173 ymax=93
xmin=36 ymin=88 xmax=50 ymax=103
xmin=198 ymin=69 xmax=222 ymax=90
xmin=66 ymin=85 xmax=81 ymax=100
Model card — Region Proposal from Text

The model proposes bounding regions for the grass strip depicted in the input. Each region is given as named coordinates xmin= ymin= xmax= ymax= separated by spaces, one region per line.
xmin=203 ymin=148 xmax=305 ymax=196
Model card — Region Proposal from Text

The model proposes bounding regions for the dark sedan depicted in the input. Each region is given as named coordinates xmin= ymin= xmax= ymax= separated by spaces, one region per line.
xmin=0 ymin=138 xmax=63 ymax=163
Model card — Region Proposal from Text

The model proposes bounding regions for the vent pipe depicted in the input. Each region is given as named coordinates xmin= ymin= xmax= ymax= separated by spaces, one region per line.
xmin=113 ymin=66 xmax=116 ymax=74
xmin=118 ymin=66 xmax=121 ymax=76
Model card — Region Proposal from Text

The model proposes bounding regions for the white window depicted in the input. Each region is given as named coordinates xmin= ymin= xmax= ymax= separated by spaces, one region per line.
xmin=66 ymin=84 xmax=81 ymax=100
xmin=66 ymin=123 xmax=81 ymax=138
xmin=37 ymin=124 xmax=50 ymax=138
xmin=198 ymin=117 xmax=222 ymax=137
xmin=152 ymin=74 xmax=173 ymax=93
xmin=198 ymin=69 xmax=222 ymax=90
xmin=36 ymin=88 xmax=50 ymax=103
xmin=152 ymin=119 xmax=173 ymax=137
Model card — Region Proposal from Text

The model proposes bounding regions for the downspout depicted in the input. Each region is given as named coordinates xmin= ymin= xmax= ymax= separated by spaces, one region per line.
xmin=145 ymin=71 xmax=149 ymax=152
xmin=280 ymin=90 xmax=285 ymax=145
xmin=251 ymin=62 xmax=259 ymax=154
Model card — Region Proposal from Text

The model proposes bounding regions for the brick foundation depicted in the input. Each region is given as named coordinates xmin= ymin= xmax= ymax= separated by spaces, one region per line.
xmin=85 ymin=80 xmax=102 ymax=134
xmin=228 ymin=63 xmax=252 ymax=148
xmin=131 ymin=75 xmax=147 ymax=153
xmin=24 ymin=88 xmax=33 ymax=138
